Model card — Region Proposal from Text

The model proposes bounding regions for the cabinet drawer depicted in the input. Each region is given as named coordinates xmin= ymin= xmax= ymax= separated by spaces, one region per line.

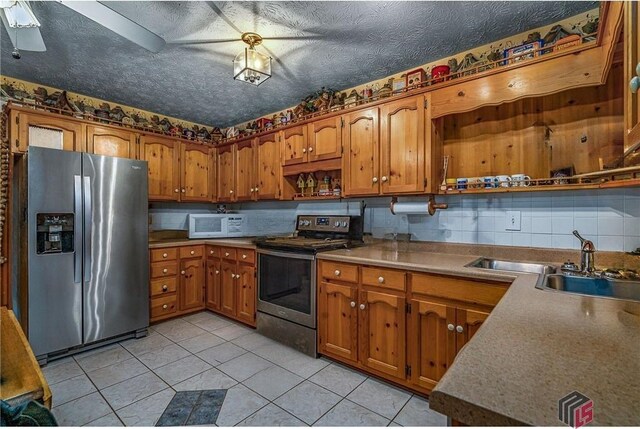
xmin=362 ymin=266 xmax=406 ymax=291
xmin=237 ymin=249 xmax=255 ymax=264
xmin=180 ymin=245 xmax=204 ymax=259
xmin=150 ymin=277 xmax=177 ymax=297
xmin=151 ymin=295 xmax=177 ymax=319
xmin=150 ymin=248 xmax=177 ymax=262
xmin=411 ymin=273 xmax=508 ymax=307
xmin=151 ymin=261 xmax=178 ymax=278
xmin=320 ymin=261 xmax=358 ymax=283
xmin=221 ymin=247 xmax=237 ymax=261
xmin=206 ymin=246 xmax=220 ymax=258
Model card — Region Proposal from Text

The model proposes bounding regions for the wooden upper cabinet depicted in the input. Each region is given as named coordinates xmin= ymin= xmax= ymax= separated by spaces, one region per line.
xmin=380 ymin=95 xmax=427 ymax=194
xmin=140 ymin=135 xmax=180 ymax=201
xmin=308 ymin=116 xmax=342 ymax=162
xmin=358 ymin=289 xmax=406 ymax=380
xmin=409 ymin=299 xmax=456 ymax=391
xmin=342 ymin=108 xmax=380 ymax=196
xmin=181 ymin=143 xmax=213 ymax=202
xmin=625 ymin=1 xmax=640 ymax=151
xmin=256 ymin=133 xmax=282 ymax=200
xmin=282 ymin=125 xmax=308 ymax=165
xmin=11 ymin=111 xmax=85 ymax=153
xmin=235 ymin=139 xmax=255 ymax=202
xmin=86 ymin=125 xmax=137 ymax=159
xmin=318 ymin=281 xmax=359 ymax=363
xmin=217 ymin=144 xmax=236 ymax=202
xmin=178 ymin=256 xmax=205 ymax=311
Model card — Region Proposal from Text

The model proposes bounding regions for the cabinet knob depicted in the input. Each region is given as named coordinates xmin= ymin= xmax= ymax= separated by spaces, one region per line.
xmin=162 ymin=285 xmax=168 ymax=291
xmin=190 ymin=250 xmax=195 ymax=255
xmin=215 ymin=270 xmax=220 ymax=274
xmin=210 ymin=250 xmax=214 ymax=255
xmin=302 ymin=148 xmax=307 ymax=153
xmin=372 ymin=177 xmax=378 ymax=183
xmin=250 ymin=188 xmax=254 ymax=192
xmin=163 ymin=268 xmax=168 ymax=274
xmin=447 ymin=324 xmax=455 ymax=331
xmin=181 ymin=270 xmax=186 ymax=275
xmin=350 ymin=301 xmax=356 ymax=308
xmin=378 ymin=276 xmax=385 ymax=284
xmin=231 ymin=273 xmax=235 ymax=278
xmin=381 ymin=176 xmax=388 ymax=183
xmin=174 ymin=188 xmax=179 ymax=193
xmin=456 ymin=325 xmax=464 ymax=333
xmin=308 ymin=147 xmax=313 ymax=152
xmin=181 ymin=188 xmax=186 ymax=193
xmin=225 ymin=252 xmax=230 ymax=257
xmin=162 ymin=253 xmax=168 ymax=258
xmin=334 ymin=269 xmax=341 ymax=276
xmin=359 ymin=303 xmax=365 ymax=310
xmin=631 ymin=76 xmax=640 ymax=94
xmin=254 ymin=187 xmax=259 ymax=192
xmin=230 ymin=190 xmax=234 ymax=194
xmin=242 ymin=254 xmax=247 ymax=259
xmin=162 ymin=304 xmax=168 ymax=309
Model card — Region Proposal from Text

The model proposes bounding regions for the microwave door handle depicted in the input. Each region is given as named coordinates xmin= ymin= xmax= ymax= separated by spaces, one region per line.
xmin=74 ymin=175 xmax=82 ymax=284
xmin=83 ymin=176 xmax=92 ymax=282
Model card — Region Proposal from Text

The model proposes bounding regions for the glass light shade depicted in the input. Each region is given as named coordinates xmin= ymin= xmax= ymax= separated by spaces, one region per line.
xmin=233 ymin=47 xmax=271 ymax=86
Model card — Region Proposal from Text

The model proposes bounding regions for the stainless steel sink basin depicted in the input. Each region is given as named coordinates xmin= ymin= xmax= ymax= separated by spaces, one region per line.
xmin=467 ymin=258 xmax=557 ymax=276
xmin=538 ymin=273 xmax=640 ymax=302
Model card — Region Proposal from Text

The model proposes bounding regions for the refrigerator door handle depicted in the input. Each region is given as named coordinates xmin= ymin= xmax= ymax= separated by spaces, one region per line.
xmin=83 ymin=176 xmax=92 ymax=282
xmin=74 ymin=175 xmax=82 ymax=284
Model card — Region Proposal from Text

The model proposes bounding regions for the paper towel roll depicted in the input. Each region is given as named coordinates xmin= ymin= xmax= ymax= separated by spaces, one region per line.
xmin=390 ymin=201 xmax=429 ymax=215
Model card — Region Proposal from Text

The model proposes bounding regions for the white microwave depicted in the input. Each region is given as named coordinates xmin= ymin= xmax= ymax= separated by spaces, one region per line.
xmin=188 ymin=214 xmax=247 ymax=238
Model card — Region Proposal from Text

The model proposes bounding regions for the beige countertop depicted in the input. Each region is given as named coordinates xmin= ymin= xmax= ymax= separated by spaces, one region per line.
xmin=317 ymin=243 xmax=640 ymax=426
xmin=148 ymin=238 xmax=256 ymax=249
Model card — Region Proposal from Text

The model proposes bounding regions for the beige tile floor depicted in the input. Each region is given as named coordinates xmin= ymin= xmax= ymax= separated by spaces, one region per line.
xmin=44 ymin=311 xmax=447 ymax=427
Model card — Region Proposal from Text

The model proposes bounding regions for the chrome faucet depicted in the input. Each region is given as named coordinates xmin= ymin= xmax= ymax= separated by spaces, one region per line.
xmin=573 ymin=230 xmax=595 ymax=273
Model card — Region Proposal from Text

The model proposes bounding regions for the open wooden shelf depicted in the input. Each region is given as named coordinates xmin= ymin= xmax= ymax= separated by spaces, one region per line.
xmin=291 ymin=194 xmax=343 ymax=201
xmin=439 ymin=177 xmax=640 ymax=195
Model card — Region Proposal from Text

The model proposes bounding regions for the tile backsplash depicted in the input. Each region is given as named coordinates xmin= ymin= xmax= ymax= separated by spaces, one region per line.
xmin=150 ymin=188 xmax=640 ymax=252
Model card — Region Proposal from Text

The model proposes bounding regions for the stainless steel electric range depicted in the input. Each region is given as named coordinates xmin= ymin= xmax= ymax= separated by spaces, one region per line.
xmin=255 ymin=215 xmax=363 ymax=357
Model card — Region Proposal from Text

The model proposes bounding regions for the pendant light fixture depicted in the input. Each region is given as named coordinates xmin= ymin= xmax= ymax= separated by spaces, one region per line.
xmin=233 ymin=32 xmax=271 ymax=86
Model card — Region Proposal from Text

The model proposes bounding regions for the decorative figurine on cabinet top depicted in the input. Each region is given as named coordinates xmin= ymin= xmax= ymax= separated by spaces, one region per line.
xmin=405 ymin=68 xmax=426 ymax=88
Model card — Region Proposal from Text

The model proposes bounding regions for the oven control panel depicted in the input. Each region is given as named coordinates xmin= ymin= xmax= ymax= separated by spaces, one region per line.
xmin=297 ymin=215 xmax=351 ymax=233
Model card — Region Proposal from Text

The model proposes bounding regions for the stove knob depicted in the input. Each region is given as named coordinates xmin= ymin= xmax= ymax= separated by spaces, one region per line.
xmin=341 ymin=221 xmax=348 ymax=227
xmin=334 ymin=221 xmax=340 ymax=227
xmin=304 ymin=220 xmax=311 ymax=226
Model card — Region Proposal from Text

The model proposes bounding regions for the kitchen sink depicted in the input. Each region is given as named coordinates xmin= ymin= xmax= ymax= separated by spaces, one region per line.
xmin=538 ymin=273 xmax=640 ymax=302
xmin=467 ymin=258 xmax=557 ymax=276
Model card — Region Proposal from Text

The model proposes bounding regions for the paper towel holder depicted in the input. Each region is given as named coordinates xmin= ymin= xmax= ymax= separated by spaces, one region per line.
xmin=389 ymin=195 xmax=448 ymax=216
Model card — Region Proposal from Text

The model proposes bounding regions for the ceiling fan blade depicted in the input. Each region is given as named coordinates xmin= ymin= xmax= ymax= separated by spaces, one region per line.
xmin=58 ymin=0 xmax=166 ymax=53
xmin=205 ymin=1 xmax=242 ymax=35
xmin=167 ymin=38 xmax=239 ymax=46
xmin=0 ymin=15 xmax=45 ymax=51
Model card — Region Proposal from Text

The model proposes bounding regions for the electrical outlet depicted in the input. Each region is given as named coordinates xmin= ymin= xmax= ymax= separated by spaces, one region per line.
xmin=506 ymin=211 xmax=521 ymax=231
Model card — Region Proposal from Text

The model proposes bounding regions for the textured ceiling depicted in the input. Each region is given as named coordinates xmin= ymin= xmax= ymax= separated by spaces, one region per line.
xmin=0 ymin=1 xmax=597 ymax=127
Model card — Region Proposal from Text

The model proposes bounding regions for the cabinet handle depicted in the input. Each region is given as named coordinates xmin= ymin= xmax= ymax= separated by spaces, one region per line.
xmin=334 ymin=269 xmax=341 ymax=276
xmin=302 ymin=148 xmax=307 ymax=153
xmin=359 ymin=304 xmax=365 ymax=310
xmin=225 ymin=252 xmax=230 ymax=257
xmin=190 ymin=250 xmax=195 ymax=255
xmin=308 ymin=147 xmax=313 ymax=152
xmin=163 ymin=268 xmax=168 ymax=274
xmin=210 ymin=250 xmax=214 ymax=255
xmin=181 ymin=188 xmax=186 ymax=193
xmin=242 ymin=254 xmax=247 ymax=259
xmin=215 ymin=270 xmax=220 ymax=274
xmin=162 ymin=253 xmax=168 ymax=258
xmin=456 ymin=325 xmax=464 ymax=333
xmin=254 ymin=187 xmax=259 ymax=192
xmin=250 ymin=188 xmax=254 ymax=192
xmin=447 ymin=324 xmax=455 ymax=331
xmin=181 ymin=270 xmax=186 ymax=275
xmin=350 ymin=301 xmax=356 ymax=308
xmin=381 ymin=176 xmax=388 ymax=183
xmin=174 ymin=188 xmax=179 ymax=193
xmin=372 ymin=177 xmax=378 ymax=183
xmin=378 ymin=276 xmax=385 ymax=284
xmin=162 ymin=285 xmax=168 ymax=291
xmin=162 ymin=304 xmax=168 ymax=309
xmin=230 ymin=190 xmax=234 ymax=194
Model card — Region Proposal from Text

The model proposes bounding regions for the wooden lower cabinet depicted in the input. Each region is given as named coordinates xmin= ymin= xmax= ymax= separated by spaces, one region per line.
xmin=179 ymin=257 xmax=205 ymax=311
xmin=205 ymin=256 xmax=222 ymax=311
xmin=318 ymin=260 xmax=507 ymax=394
xmin=236 ymin=264 xmax=256 ymax=324
xmin=220 ymin=260 xmax=237 ymax=317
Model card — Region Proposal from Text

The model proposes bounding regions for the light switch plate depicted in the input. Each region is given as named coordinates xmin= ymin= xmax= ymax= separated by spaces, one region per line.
xmin=506 ymin=211 xmax=521 ymax=231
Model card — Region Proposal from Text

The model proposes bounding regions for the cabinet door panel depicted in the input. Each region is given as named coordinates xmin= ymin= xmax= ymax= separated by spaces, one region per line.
xmin=236 ymin=264 xmax=256 ymax=325
xmin=182 ymin=143 xmax=213 ymax=201
xmin=87 ymin=125 xmax=137 ymax=159
xmin=179 ymin=257 xmax=205 ymax=311
xmin=15 ymin=112 xmax=84 ymax=153
xmin=309 ymin=116 xmax=342 ymax=161
xmin=256 ymin=133 xmax=281 ymax=199
xmin=282 ymin=125 xmax=308 ymax=165
xmin=235 ymin=139 xmax=255 ymax=201
xmin=343 ymin=108 xmax=379 ymax=196
xmin=205 ymin=255 xmax=221 ymax=311
xmin=380 ymin=95 xmax=426 ymax=194
xmin=220 ymin=261 xmax=236 ymax=316
xmin=359 ymin=289 xmax=405 ymax=379
xmin=217 ymin=145 xmax=235 ymax=202
xmin=409 ymin=299 xmax=456 ymax=391
xmin=456 ymin=308 xmax=489 ymax=350
xmin=318 ymin=282 xmax=358 ymax=363
xmin=140 ymin=135 xmax=180 ymax=201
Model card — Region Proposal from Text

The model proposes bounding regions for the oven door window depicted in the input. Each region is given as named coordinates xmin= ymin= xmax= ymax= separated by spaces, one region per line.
xmin=259 ymin=253 xmax=311 ymax=315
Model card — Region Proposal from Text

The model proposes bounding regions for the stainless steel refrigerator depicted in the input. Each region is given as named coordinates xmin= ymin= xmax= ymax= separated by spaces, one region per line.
xmin=16 ymin=147 xmax=149 ymax=362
